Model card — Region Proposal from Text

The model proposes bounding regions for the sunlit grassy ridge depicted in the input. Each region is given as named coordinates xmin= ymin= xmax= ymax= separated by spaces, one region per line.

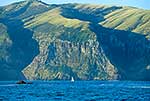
xmin=24 ymin=8 xmax=89 ymax=28
xmin=23 ymin=5 xmax=94 ymax=43
xmin=100 ymin=7 xmax=150 ymax=35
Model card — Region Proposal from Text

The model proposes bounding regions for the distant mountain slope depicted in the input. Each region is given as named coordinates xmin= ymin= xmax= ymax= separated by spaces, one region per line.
xmin=0 ymin=0 xmax=150 ymax=80
xmin=100 ymin=7 xmax=150 ymax=35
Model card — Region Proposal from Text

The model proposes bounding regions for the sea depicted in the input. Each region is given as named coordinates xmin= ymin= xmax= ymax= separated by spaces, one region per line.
xmin=0 ymin=81 xmax=150 ymax=101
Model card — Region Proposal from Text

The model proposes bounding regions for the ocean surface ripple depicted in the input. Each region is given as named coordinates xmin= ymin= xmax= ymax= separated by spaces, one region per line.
xmin=0 ymin=81 xmax=150 ymax=101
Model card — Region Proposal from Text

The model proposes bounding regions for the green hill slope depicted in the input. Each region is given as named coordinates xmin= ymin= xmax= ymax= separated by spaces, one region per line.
xmin=0 ymin=0 xmax=150 ymax=80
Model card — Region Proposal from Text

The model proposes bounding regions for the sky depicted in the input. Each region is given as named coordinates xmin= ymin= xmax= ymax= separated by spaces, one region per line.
xmin=0 ymin=0 xmax=150 ymax=10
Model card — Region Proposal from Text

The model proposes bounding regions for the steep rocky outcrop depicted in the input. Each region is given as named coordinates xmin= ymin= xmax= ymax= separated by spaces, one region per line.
xmin=23 ymin=39 xmax=118 ymax=80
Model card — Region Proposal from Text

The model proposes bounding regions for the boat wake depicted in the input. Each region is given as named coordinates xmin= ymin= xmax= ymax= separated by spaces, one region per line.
xmin=0 ymin=84 xmax=17 ymax=87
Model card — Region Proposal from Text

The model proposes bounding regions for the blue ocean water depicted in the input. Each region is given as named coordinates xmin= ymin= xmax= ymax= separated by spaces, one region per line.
xmin=0 ymin=81 xmax=150 ymax=101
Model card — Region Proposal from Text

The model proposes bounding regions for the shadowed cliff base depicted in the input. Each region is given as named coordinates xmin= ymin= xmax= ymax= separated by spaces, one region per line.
xmin=0 ymin=18 xmax=39 ymax=80
xmin=89 ymin=23 xmax=150 ymax=80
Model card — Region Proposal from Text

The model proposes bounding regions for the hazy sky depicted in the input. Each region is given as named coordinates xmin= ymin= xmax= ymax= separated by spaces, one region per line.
xmin=0 ymin=0 xmax=150 ymax=10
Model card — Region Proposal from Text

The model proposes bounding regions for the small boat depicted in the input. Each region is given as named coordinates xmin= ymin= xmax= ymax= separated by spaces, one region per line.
xmin=71 ymin=77 xmax=74 ymax=82
xmin=16 ymin=80 xmax=33 ymax=84
xmin=16 ymin=80 xmax=26 ymax=84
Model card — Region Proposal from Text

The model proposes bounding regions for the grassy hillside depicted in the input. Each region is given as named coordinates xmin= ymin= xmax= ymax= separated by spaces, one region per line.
xmin=100 ymin=7 xmax=150 ymax=35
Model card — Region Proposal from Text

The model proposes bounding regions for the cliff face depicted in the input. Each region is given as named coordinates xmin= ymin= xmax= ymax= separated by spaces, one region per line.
xmin=0 ymin=0 xmax=150 ymax=80
xmin=23 ymin=39 xmax=118 ymax=80
xmin=22 ymin=22 xmax=118 ymax=80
